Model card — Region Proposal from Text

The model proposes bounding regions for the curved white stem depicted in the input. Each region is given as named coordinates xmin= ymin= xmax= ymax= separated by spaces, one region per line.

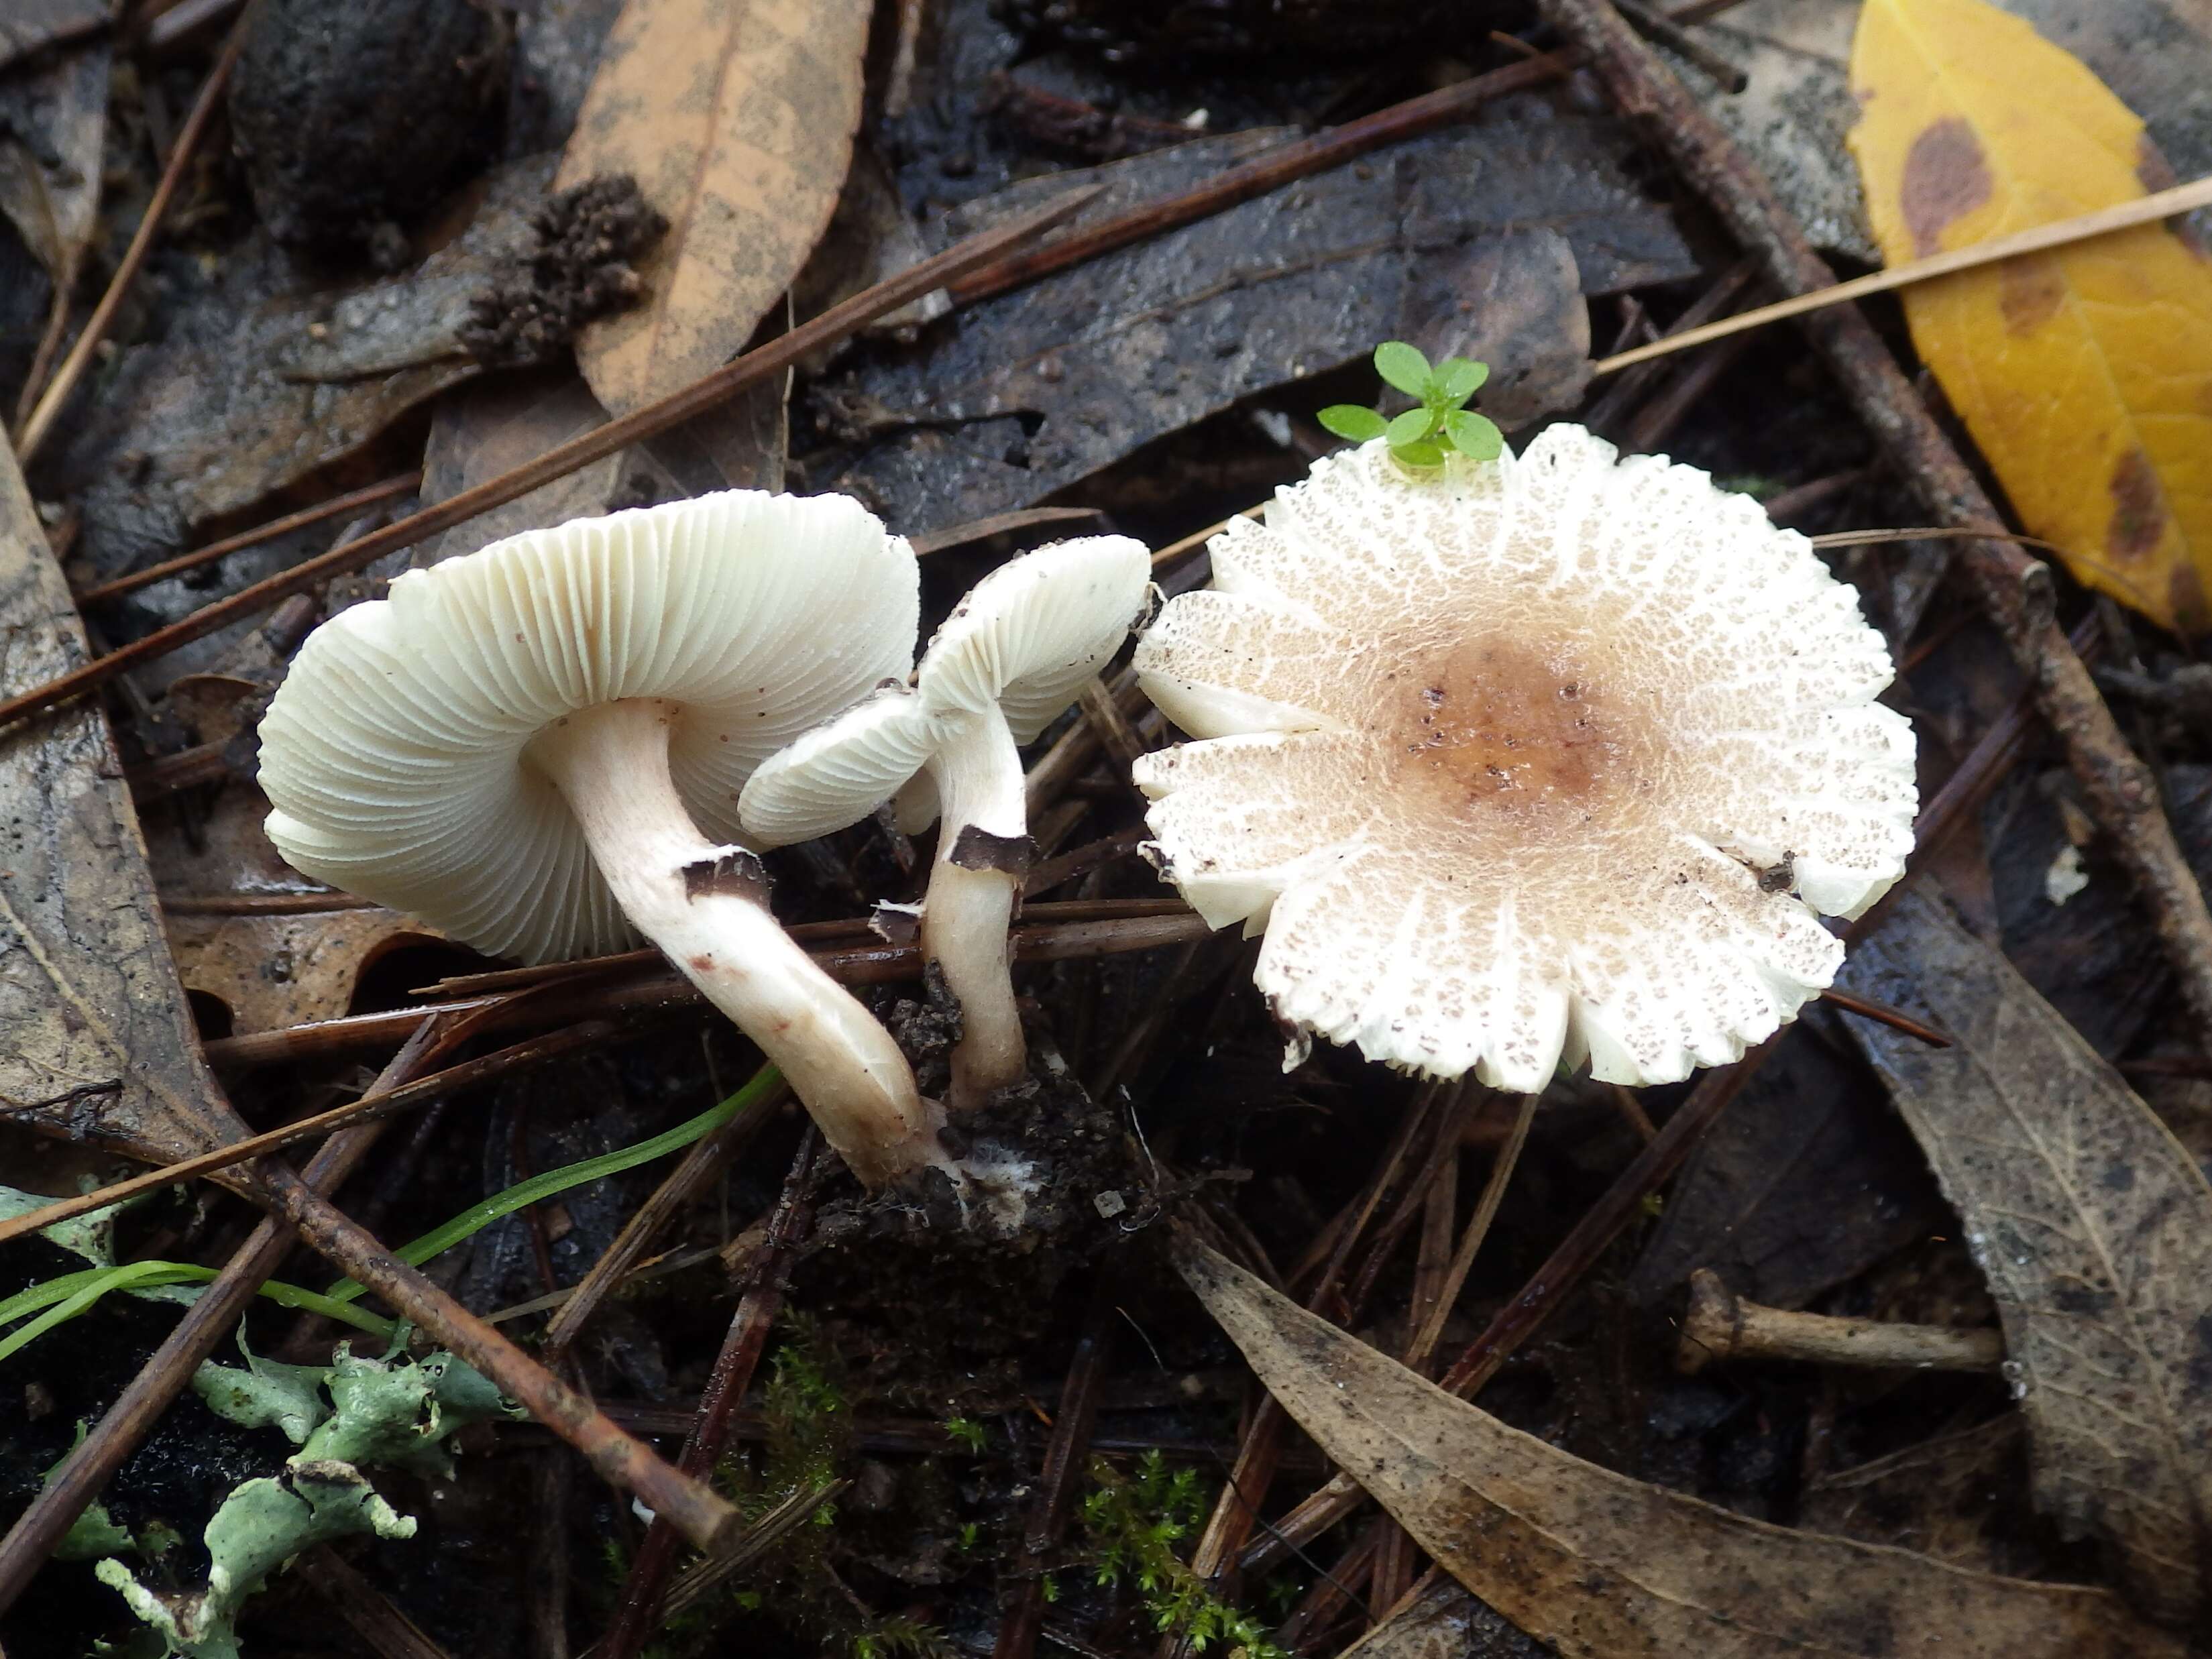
xmin=531 ymin=699 xmax=946 ymax=1188
xmin=926 ymin=710 xmax=1029 ymax=1108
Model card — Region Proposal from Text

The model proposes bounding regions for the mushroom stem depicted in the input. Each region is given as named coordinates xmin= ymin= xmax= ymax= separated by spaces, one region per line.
xmin=926 ymin=711 xmax=1030 ymax=1108
xmin=531 ymin=699 xmax=946 ymax=1187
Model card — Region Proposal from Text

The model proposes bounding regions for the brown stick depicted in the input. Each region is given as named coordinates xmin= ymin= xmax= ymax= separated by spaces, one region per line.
xmin=1539 ymin=0 xmax=2212 ymax=1041
xmin=0 ymin=1016 xmax=630 ymax=1249
xmin=201 ymin=909 xmax=1213 ymax=1071
xmin=16 ymin=22 xmax=245 ymax=461
xmin=1590 ymin=175 xmax=2212 ymax=378
xmin=1675 ymin=1269 xmax=2004 ymax=1375
xmin=0 ymin=1017 xmax=453 ymax=1616
xmin=995 ymin=1281 xmax=1119 ymax=1659
xmin=77 ymin=473 xmax=423 ymax=605
xmin=598 ymin=1134 xmax=820 ymax=1659
xmin=0 ymin=188 xmax=1099 ymax=732
xmin=255 ymin=1165 xmax=737 ymax=1550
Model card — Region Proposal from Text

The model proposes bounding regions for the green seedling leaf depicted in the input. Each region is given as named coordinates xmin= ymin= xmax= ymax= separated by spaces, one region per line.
xmin=1433 ymin=358 xmax=1490 ymax=404
xmin=1384 ymin=407 xmax=1439 ymax=447
xmin=1390 ymin=439 xmax=1447 ymax=469
xmin=1373 ymin=341 xmax=1431 ymax=398
xmin=1316 ymin=404 xmax=1388 ymax=443
xmin=1445 ymin=410 xmax=1504 ymax=461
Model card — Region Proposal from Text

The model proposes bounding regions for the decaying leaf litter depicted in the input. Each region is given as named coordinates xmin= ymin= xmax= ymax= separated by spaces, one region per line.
xmin=6 ymin=0 xmax=2212 ymax=1655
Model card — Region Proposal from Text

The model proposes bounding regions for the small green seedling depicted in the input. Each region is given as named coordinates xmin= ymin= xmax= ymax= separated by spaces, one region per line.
xmin=1318 ymin=341 xmax=1503 ymax=469
xmin=942 ymin=1416 xmax=989 ymax=1454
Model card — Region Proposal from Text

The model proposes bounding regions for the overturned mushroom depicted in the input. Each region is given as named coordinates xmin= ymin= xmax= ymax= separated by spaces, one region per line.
xmin=258 ymin=491 xmax=948 ymax=1186
xmin=1132 ymin=427 xmax=1916 ymax=1090
xmin=741 ymin=536 xmax=1152 ymax=1106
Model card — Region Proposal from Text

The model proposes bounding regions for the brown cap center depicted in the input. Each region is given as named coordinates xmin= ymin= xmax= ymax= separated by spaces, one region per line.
xmin=1384 ymin=633 xmax=1640 ymax=833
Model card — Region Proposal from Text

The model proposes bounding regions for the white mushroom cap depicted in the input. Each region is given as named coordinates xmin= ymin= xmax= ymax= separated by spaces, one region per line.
xmin=739 ymin=535 xmax=1152 ymax=843
xmin=261 ymin=491 xmax=919 ymax=964
xmin=1131 ymin=427 xmax=1918 ymax=1092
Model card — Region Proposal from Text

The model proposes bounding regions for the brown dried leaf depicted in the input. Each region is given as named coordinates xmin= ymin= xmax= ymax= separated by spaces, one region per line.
xmin=167 ymin=910 xmax=429 ymax=1036
xmin=1176 ymin=1235 xmax=2183 ymax=1658
xmin=0 ymin=437 xmax=239 ymax=1167
xmin=555 ymin=0 xmax=871 ymax=416
xmin=1837 ymin=889 xmax=2212 ymax=1623
xmin=0 ymin=37 xmax=107 ymax=290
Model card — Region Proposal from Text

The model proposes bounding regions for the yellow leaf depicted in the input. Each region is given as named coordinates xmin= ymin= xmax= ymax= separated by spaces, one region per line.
xmin=555 ymin=0 xmax=871 ymax=416
xmin=1848 ymin=0 xmax=2212 ymax=633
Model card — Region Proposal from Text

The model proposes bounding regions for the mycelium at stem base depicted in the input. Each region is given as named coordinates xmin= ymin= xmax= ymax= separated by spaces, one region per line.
xmin=529 ymin=698 xmax=948 ymax=1188
xmin=927 ymin=711 xmax=1030 ymax=1110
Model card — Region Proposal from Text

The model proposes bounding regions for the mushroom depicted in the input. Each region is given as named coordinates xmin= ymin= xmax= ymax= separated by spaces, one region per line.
xmin=258 ymin=490 xmax=949 ymax=1186
xmin=1130 ymin=426 xmax=1917 ymax=1090
xmin=740 ymin=535 xmax=1153 ymax=1106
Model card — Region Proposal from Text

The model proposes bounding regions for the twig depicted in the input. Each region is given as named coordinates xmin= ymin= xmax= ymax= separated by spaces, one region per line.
xmin=256 ymin=1165 xmax=738 ymax=1549
xmin=1582 ymin=260 xmax=1759 ymax=435
xmin=158 ymin=891 xmax=384 ymax=915
xmin=1819 ymin=986 xmax=1951 ymax=1048
xmin=1590 ymin=175 xmax=2212 ymax=380
xmin=0 ymin=1015 xmax=630 ymax=1249
xmin=298 ymin=1546 xmax=458 ymax=1659
xmin=995 ymin=1279 xmax=1120 ymax=1659
xmin=598 ymin=1134 xmax=820 ymax=1659
xmin=1676 ymin=1269 xmax=2003 ymax=1375
xmin=199 ymin=909 xmax=1215 ymax=1070
xmin=76 ymin=472 xmax=423 ymax=605
xmin=0 ymin=188 xmax=1101 ymax=732
xmin=16 ymin=21 xmax=246 ymax=461
xmin=1614 ymin=0 xmax=1747 ymax=91
xmin=0 ymin=1016 xmax=456 ymax=1615
xmin=1544 ymin=0 xmax=2212 ymax=1053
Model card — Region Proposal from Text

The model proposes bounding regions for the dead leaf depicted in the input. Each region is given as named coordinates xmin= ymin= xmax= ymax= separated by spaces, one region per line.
xmin=0 ymin=0 xmax=107 ymax=74
xmin=0 ymin=37 xmax=107 ymax=292
xmin=167 ymin=910 xmax=429 ymax=1035
xmin=1176 ymin=1234 xmax=2183 ymax=1658
xmin=1848 ymin=0 xmax=2212 ymax=633
xmin=1836 ymin=888 xmax=2212 ymax=1623
xmin=1800 ymin=1418 xmax=2042 ymax=1577
xmin=555 ymin=0 xmax=872 ymax=416
xmin=412 ymin=360 xmax=785 ymax=571
xmin=1627 ymin=1033 xmax=1947 ymax=1311
xmin=415 ymin=371 xmax=628 ymax=568
xmin=56 ymin=158 xmax=562 ymax=585
xmin=1338 ymin=1573 xmax=1547 ymax=1659
xmin=0 ymin=435 xmax=238 ymax=1168
xmin=1675 ymin=0 xmax=1875 ymax=262
xmin=826 ymin=117 xmax=1685 ymax=531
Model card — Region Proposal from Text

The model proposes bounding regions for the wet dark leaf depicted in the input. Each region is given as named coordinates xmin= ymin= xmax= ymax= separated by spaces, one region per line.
xmin=1838 ymin=888 xmax=2212 ymax=1623
xmin=823 ymin=118 xmax=1688 ymax=531
xmin=55 ymin=158 xmax=563 ymax=582
xmin=1628 ymin=1032 xmax=1948 ymax=1310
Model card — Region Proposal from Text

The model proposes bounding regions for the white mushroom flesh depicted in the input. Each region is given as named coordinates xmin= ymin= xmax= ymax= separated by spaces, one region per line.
xmin=742 ymin=535 xmax=1154 ymax=1105
xmin=261 ymin=490 xmax=947 ymax=1185
xmin=1131 ymin=427 xmax=1918 ymax=1091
